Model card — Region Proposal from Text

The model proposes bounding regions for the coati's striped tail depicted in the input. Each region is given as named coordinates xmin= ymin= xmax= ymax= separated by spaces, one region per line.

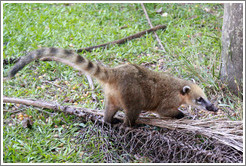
xmin=8 ymin=47 xmax=110 ymax=82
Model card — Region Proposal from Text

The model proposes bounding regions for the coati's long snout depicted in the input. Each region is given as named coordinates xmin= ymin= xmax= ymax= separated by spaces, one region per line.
xmin=203 ymin=99 xmax=218 ymax=112
xmin=195 ymin=96 xmax=218 ymax=112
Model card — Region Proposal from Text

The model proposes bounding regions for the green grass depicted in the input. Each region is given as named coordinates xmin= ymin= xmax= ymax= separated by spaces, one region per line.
xmin=2 ymin=3 xmax=242 ymax=163
xmin=3 ymin=108 xmax=81 ymax=163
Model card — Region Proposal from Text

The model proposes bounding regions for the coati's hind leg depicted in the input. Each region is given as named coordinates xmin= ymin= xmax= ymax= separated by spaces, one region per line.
xmin=123 ymin=109 xmax=141 ymax=127
xmin=103 ymin=98 xmax=120 ymax=125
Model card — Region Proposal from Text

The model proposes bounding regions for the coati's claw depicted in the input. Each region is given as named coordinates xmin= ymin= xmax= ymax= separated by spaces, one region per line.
xmin=174 ymin=111 xmax=185 ymax=119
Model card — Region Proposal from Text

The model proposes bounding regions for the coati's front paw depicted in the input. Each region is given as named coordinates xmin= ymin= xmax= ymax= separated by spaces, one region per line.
xmin=103 ymin=117 xmax=122 ymax=126
xmin=123 ymin=120 xmax=136 ymax=127
xmin=111 ymin=118 xmax=123 ymax=124
xmin=174 ymin=111 xmax=185 ymax=119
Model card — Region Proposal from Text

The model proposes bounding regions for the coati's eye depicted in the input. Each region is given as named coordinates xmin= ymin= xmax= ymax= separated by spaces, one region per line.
xmin=196 ymin=97 xmax=203 ymax=104
xmin=197 ymin=97 xmax=202 ymax=101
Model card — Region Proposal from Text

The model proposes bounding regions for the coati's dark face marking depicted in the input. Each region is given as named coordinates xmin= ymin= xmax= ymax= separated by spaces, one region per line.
xmin=182 ymin=84 xmax=218 ymax=112
xmin=195 ymin=97 xmax=218 ymax=112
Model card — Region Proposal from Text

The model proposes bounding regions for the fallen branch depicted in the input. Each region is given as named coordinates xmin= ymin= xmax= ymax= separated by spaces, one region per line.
xmin=3 ymin=96 xmax=243 ymax=153
xmin=76 ymin=24 xmax=166 ymax=53
xmin=3 ymin=96 xmax=103 ymax=118
xmin=141 ymin=3 xmax=166 ymax=53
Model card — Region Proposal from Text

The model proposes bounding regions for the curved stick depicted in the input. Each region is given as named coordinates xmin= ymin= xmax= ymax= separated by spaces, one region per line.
xmin=76 ymin=24 xmax=166 ymax=53
xmin=141 ymin=3 xmax=166 ymax=53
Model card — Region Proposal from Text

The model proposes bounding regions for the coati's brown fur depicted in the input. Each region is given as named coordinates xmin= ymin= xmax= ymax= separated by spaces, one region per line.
xmin=8 ymin=47 xmax=218 ymax=126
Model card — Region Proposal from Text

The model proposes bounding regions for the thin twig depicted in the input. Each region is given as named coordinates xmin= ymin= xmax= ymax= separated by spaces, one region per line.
xmin=141 ymin=3 xmax=166 ymax=53
xmin=76 ymin=25 xmax=166 ymax=53
xmin=41 ymin=80 xmax=65 ymax=89
xmin=85 ymin=74 xmax=98 ymax=102
xmin=3 ymin=108 xmax=25 ymax=114
xmin=85 ymin=74 xmax=95 ymax=90
xmin=35 ymin=107 xmax=57 ymax=116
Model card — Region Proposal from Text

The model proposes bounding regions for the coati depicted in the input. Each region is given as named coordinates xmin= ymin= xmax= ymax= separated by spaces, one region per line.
xmin=8 ymin=47 xmax=218 ymax=126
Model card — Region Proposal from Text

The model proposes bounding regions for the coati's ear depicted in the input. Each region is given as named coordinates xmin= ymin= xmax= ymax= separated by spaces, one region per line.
xmin=191 ymin=78 xmax=196 ymax=84
xmin=181 ymin=85 xmax=191 ymax=95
